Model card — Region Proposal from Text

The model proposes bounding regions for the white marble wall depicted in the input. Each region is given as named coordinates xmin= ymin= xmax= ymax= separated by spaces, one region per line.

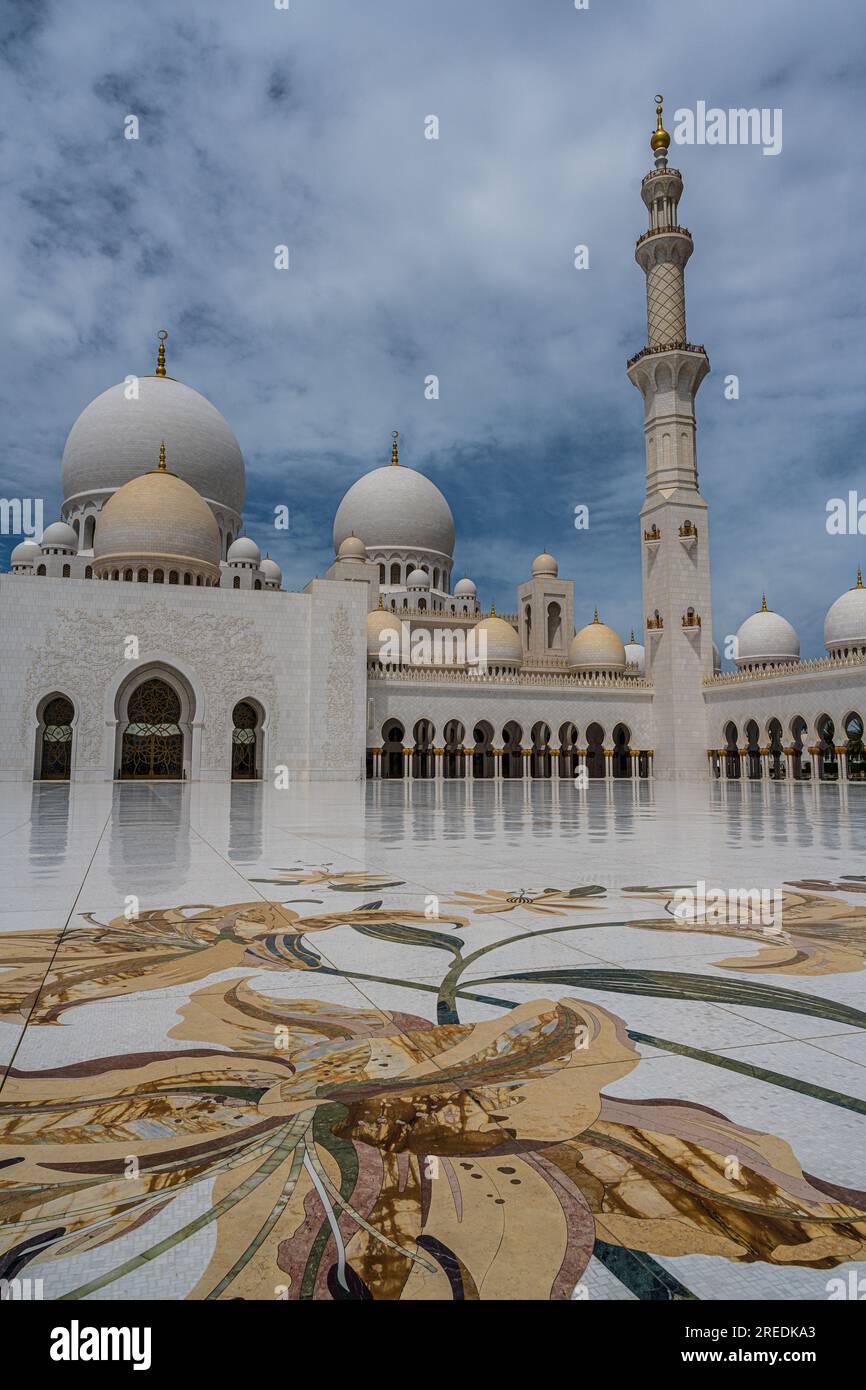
xmin=0 ymin=574 xmax=369 ymax=784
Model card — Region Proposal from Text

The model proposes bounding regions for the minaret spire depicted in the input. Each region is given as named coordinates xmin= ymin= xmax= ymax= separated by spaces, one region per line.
xmin=391 ymin=430 xmax=399 ymax=466
xmin=627 ymin=97 xmax=715 ymax=779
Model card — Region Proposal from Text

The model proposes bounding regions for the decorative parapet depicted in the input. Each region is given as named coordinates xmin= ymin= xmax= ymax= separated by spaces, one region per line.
xmin=635 ymin=225 xmax=693 ymax=249
xmin=704 ymin=653 xmax=866 ymax=687
xmin=367 ymin=665 xmax=653 ymax=691
xmin=627 ymin=340 xmax=708 ymax=369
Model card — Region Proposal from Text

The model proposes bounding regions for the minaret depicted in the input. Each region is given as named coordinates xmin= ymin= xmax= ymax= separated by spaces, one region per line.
xmin=627 ymin=97 xmax=714 ymax=780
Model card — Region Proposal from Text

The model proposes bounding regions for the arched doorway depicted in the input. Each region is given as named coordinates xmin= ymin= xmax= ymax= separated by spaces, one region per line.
xmin=120 ymin=678 xmax=184 ymax=779
xmin=443 ymin=719 xmax=465 ymax=779
xmin=232 ymin=700 xmax=262 ymax=779
xmin=790 ymin=716 xmax=809 ymax=780
xmin=530 ymin=722 xmax=551 ymax=778
xmin=472 ymin=721 xmax=494 ymax=779
xmin=745 ymin=720 xmax=762 ymax=779
xmin=558 ymin=722 xmax=578 ymax=778
xmin=767 ymin=718 xmax=784 ymax=779
xmin=612 ymin=723 xmax=632 ymax=778
xmin=845 ymin=712 xmax=865 ymax=781
xmin=816 ymin=715 xmax=838 ymax=781
xmin=413 ymin=719 xmax=435 ymax=778
xmin=724 ymin=722 xmax=741 ymax=780
xmin=36 ymin=694 xmax=74 ymax=780
xmin=381 ymin=720 xmax=405 ymax=778
xmin=502 ymin=721 xmax=524 ymax=778
xmin=845 ymin=717 xmax=861 ymax=783
xmin=585 ymin=722 xmax=605 ymax=779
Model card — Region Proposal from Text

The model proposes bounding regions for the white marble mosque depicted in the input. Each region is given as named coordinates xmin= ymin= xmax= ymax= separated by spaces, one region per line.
xmin=2 ymin=103 xmax=865 ymax=789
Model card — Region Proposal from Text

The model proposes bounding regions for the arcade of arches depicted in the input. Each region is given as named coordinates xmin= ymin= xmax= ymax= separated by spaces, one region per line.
xmin=710 ymin=713 xmax=866 ymax=782
xmin=368 ymin=719 xmax=652 ymax=779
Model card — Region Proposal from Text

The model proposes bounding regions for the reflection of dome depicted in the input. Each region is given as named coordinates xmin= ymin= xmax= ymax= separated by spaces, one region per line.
xmin=40 ymin=521 xmax=78 ymax=552
xmin=407 ymin=567 xmax=430 ymax=588
xmin=61 ymin=373 xmax=245 ymax=516
xmin=824 ymin=570 xmax=866 ymax=655
xmin=624 ymin=629 xmax=645 ymax=676
xmin=531 ymin=550 xmax=558 ymax=578
xmin=454 ymin=576 xmax=476 ymax=598
xmin=227 ymin=536 xmax=261 ymax=565
xmin=471 ymin=614 xmax=523 ymax=669
xmin=333 ymin=463 xmax=455 ymax=559
xmin=337 ymin=533 xmax=367 ymax=561
xmin=259 ymin=554 xmax=282 ymax=589
xmin=568 ymin=611 xmax=626 ymax=672
xmin=11 ymin=538 xmax=41 ymax=569
xmin=735 ymin=597 xmax=799 ymax=668
xmin=367 ymin=608 xmax=401 ymax=660
xmin=93 ymin=450 xmax=221 ymax=581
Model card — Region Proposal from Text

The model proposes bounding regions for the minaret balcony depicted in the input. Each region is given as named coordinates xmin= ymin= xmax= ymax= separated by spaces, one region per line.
xmin=646 ymin=613 xmax=664 ymax=632
xmin=643 ymin=525 xmax=662 ymax=546
xmin=681 ymin=611 xmax=701 ymax=630
xmin=626 ymin=340 xmax=708 ymax=370
xmin=635 ymin=224 xmax=692 ymax=249
xmin=678 ymin=520 xmax=698 ymax=552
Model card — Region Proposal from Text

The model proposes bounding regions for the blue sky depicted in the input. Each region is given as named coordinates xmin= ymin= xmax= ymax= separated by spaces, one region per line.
xmin=1 ymin=0 xmax=864 ymax=657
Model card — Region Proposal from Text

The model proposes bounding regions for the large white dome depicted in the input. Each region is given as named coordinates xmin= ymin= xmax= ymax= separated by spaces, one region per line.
xmin=824 ymin=571 xmax=866 ymax=654
xmin=735 ymin=598 xmax=799 ymax=668
xmin=61 ymin=374 xmax=245 ymax=515
xmin=333 ymin=464 xmax=455 ymax=559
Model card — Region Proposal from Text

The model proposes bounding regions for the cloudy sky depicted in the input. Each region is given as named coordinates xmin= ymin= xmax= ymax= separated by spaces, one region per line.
xmin=1 ymin=0 xmax=863 ymax=658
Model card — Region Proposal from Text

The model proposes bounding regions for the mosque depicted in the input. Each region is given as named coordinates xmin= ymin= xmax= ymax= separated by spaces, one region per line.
xmin=2 ymin=103 xmax=865 ymax=786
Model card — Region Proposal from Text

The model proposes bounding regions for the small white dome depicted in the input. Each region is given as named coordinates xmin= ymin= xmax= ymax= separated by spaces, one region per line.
xmin=258 ymin=553 xmax=283 ymax=586
xmin=735 ymin=598 xmax=799 ymax=668
xmin=824 ymin=571 xmax=866 ymax=654
xmin=10 ymin=538 xmax=41 ymax=567
xmin=260 ymin=555 xmax=282 ymax=585
xmin=453 ymin=576 xmax=476 ymax=598
xmin=406 ymin=567 xmax=431 ymax=588
xmin=471 ymin=614 xmax=523 ymax=668
xmin=367 ymin=608 xmax=402 ymax=660
xmin=568 ymin=612 xmax=626 ymax=672
xmin=337 ymin=533 xmax=367 ymax=561
xmin=624 ymin=630 xmax=645 ymax=676
xmin=40 ymin=521 xmax=78 ymax=551
xmin=227 ymin=536 xmax=261 ymax=565
xmin=531 ymin=550 xmax=558 ymax=578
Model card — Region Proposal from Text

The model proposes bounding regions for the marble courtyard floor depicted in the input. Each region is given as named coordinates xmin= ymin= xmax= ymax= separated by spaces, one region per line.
xmin=2 ymin=777 xmax=866 ymax=1302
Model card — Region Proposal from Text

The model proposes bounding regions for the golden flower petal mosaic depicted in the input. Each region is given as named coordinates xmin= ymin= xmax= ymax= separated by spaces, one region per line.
xmin=1 ymin=870 xmax=865 ymax=1300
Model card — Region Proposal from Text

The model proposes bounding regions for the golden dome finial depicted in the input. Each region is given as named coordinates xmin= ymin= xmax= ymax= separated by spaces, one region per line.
xmin=593 ymin=607 xmax=599 ymax=623
xmin=651 ymin=94 xmax=670 ymax=153
xmin=391 ymin=430 xmax=399 ymax=466
xmin=761 ymin=593 xmax=768 ymax=612
xmin=378 ymin=592 xmax=384 ymax=609
xmin=155 ymin=328 xmax=168 ymax=378
xmin=856 ymin=567 xmax=863 ymax=590
xmin=157 ymin=440 xmax=167 ymax=472
xmin=490 ymin=600 xmax=496 ymax=617
xmin=630 ymin=628 xmax=636 ymax=643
